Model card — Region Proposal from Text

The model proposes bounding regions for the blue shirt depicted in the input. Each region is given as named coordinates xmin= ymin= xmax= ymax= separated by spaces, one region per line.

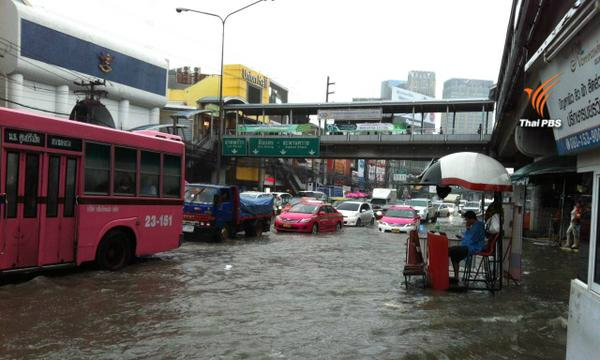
xmin=461 ymin=220 xmax=486 ymax=255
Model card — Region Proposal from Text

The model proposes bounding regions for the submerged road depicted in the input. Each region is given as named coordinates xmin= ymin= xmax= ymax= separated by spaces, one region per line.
xmin=0 ymin=216 xmax=574 ymax=359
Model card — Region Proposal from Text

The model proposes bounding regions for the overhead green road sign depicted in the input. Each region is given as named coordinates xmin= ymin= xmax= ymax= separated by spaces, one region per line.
xmin=248 ymin=137 xmax=320 ymax=157
xmin=223 ymin=137 xmax=247 ymax=156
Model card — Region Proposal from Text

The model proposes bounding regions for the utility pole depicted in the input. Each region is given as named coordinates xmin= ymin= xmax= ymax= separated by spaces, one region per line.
xmin=322 ymin=76 xmax=335 ymax=187
xmin=73 ymin=79 xmax=108 ymax=100
xmin=325 ymin=75 xmax=335 ymax=102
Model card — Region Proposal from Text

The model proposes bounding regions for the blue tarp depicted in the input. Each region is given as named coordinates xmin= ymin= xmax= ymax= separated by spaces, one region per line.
xmin=239 ymin=195 xmax=274 ymax=217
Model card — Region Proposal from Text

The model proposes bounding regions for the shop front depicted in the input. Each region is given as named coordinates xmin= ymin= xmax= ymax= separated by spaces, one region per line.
xmin=528 ymin=7 xmax=600 ymax=358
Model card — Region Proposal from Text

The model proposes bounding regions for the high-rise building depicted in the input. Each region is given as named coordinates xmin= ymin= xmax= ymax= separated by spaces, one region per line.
xmin=380 ymin=80 xmax=406 ymax=100
xmin=441 ymin=78 xmax=494 ymax=134
xmin=407 ymin=71 xmax=436 ymax=98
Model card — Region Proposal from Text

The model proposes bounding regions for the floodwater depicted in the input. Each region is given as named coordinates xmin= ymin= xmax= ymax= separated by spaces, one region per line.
xmin=0 ymin=215 xmax=574 ymax=359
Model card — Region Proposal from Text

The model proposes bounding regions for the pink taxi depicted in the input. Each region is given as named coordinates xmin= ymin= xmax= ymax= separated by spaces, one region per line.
xmin=377 ymin=205 xmax=420 ymax=233
xmin=274 ymin=201 xmax=343 ymax=234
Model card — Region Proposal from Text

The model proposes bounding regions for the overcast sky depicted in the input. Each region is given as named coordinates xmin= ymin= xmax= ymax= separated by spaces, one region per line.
xmin=30 ymin=0 xmax=512 ymax=103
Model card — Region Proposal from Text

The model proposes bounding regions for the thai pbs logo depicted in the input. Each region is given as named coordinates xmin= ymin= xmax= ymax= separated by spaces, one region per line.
xmin=520 ymin=73 xmax=562 ymax=128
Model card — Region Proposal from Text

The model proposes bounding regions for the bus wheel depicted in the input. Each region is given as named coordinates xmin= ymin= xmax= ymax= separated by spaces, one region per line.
xmin=96 ymin=231 xmax=131 ymax=271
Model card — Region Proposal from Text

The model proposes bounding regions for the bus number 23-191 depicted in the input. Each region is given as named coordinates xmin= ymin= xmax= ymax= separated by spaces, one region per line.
xmin=144 ymin=215 xmax=173 ymax=228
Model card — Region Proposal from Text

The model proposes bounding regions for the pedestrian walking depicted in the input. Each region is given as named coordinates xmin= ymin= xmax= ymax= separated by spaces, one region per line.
xmin=564 ymin=201 xmax=582 ymax=249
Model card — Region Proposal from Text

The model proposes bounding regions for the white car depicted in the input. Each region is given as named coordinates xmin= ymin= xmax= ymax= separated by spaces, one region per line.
xmin=407 ymin=198 xmax=436 ymax=222
xmin=335 ymin=201 xmax=374 ymax=227
xmin=436 ymin=203 xmax=451 ymax=217
xmin=444 ymin=203 xmax=457 ymax=215
xmin=462 ymin=201 xmax=482 ymax=215
xmin=458 ymin=200 xmax=467 ymax=214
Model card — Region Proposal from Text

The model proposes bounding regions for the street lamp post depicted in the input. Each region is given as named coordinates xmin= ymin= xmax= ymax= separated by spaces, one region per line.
xmin=176 ymin=0 xmax=271 ymax=184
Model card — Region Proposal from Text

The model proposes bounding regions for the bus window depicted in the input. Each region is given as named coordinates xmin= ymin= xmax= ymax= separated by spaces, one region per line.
xmin=163 ymin=154 xmax=181 ymax=198
xmin=64 ymin=158 xmax=77 ymax=217
xmin=5 ymin=152 xmax=19 ymax=218
xmin=114 ymin=147 xmax=136 ymax=196
xmin=84 ymin=143 xmax=110 ymax=195
xmin=24 ymin=154 xmax=40 ymax=218
xmin=46 ymin=156 xmax=60 ymax=217
xmin=140 ymin=151 xmax=160 ymax=197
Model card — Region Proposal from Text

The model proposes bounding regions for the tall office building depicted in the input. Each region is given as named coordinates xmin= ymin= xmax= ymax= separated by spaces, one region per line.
xmin=407 ymin=71 xmax=436 ymax=98
xmin=441 ymin=78 xmax=494 ymax=134
xmin=380 ymin=80 xmax=406 ymax=100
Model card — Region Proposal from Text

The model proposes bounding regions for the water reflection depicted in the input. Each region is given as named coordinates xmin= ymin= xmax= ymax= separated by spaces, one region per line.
xmin=0 ymin=221 xmax=572 ymax=359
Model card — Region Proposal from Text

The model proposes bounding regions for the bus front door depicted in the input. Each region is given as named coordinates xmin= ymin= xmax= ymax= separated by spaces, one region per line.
xmin=3 ymin=151 xmax=41 ymax=269
xmin=41 ymin=155 xmax=78 ymax=265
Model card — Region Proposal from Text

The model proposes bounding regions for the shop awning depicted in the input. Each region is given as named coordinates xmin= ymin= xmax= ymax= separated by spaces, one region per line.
xmin=171 ymin=109 xmax=214 ymax=118
xmin=511 ymin=156 xmax=576 ymax=181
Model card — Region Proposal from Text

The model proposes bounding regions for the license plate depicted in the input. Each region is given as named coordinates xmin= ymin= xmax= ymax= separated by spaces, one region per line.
xmin=392 ymin=228 xmax=401 ymax=233
xmin=182 ymin=225 xmax=194 ymax=233
xmin=283 ymin=224 xmax=292 ymax=228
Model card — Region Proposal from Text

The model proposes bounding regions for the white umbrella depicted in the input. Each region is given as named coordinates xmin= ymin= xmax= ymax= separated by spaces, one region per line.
xmin=420 ymin=152 xmax=512 ymax=192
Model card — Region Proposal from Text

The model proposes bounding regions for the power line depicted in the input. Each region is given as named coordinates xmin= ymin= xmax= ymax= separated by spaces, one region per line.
xmin=0 ymin=73 xmax=61 ymax=93
xmin=0 ymin=96 xmax=70 ymax=116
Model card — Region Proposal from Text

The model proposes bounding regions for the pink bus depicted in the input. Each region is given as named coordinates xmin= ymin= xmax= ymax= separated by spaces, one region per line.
xmin=0 ymin=107 xmax=184 ymax=273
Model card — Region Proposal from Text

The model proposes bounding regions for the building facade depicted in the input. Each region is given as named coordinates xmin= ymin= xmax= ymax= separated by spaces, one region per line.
xmin=165 ymin=64 xmax=289 ymax=188
xmin=380 ymin=79 xmax=406 ymax=100
xmin=0 ymin=0 xmax=168 ymax=130
xmin=407 ymin=70 xmax=435 ymax=98
xmin=441 ymin=78 xmax=493 ymax=134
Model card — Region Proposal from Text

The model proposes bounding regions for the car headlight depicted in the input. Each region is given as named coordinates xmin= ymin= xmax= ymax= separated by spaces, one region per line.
xmin=299 ymin=218 xmax=311 ymax=223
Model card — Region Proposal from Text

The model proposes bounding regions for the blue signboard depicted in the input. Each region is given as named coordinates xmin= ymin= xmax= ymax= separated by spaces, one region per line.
xmin=20 ymin=19 xmax=167 ymax=96
xmin=556 ymin=124 xmax=600 ymax=155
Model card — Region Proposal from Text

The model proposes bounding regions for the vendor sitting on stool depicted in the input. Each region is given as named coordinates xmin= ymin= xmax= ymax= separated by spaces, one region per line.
xmin=448 ymin=210 xmax=486 ymax=282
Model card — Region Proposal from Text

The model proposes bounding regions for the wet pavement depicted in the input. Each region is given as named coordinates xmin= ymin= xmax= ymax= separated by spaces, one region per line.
xmin=0 ymin=215 xmax=575 ymax=359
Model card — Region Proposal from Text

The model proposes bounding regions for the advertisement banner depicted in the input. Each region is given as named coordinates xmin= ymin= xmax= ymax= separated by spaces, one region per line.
xmin=237 ymin=124 xmax=313 ymax=135
xmin=539 ymin=22 xmax=600 ymax=155
xmin=318 ymin=108 xmax=382 ymax=121
xmin=356 ymin=123 xmax=393 ymax=131
xmin=357 ymin=159 xmax=365 ymax=178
